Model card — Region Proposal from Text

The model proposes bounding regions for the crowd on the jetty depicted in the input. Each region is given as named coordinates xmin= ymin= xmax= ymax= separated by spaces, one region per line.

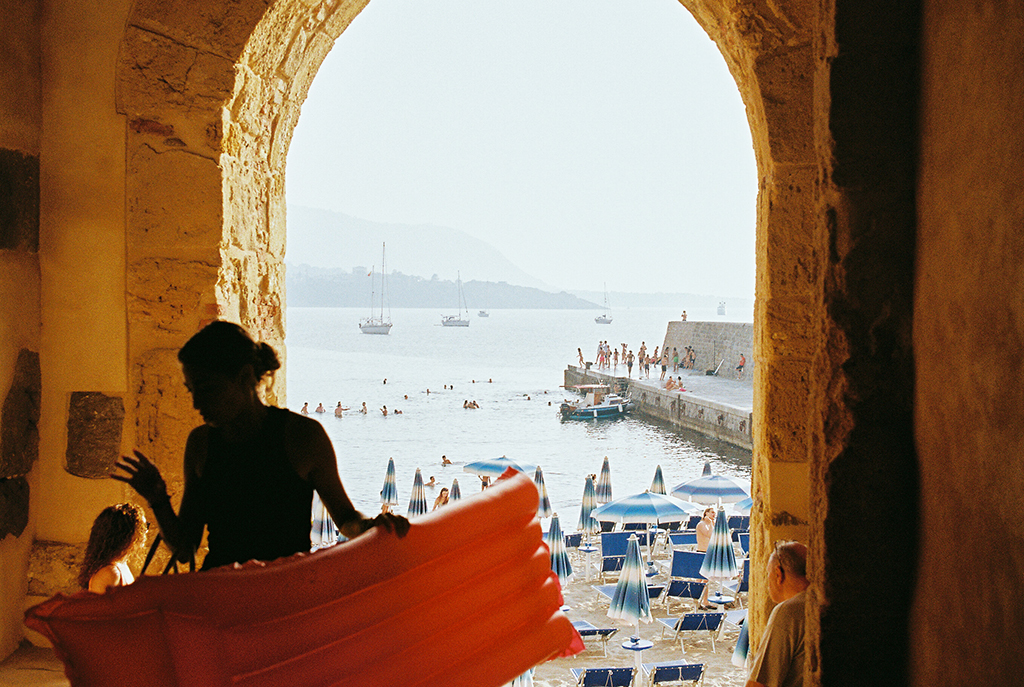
xmin=584 ymin=339 xmax=747 ymax=385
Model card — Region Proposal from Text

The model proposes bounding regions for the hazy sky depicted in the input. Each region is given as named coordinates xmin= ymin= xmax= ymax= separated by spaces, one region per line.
xmin=286 ymin=0 xmax=757 ymax=297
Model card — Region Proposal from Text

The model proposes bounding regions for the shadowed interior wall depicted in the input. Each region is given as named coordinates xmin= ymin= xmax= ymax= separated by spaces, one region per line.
xmin=914 ymin=0 xmax=1024 ymax=682
xmin=0 ymin=0 xmax=41 ymax=658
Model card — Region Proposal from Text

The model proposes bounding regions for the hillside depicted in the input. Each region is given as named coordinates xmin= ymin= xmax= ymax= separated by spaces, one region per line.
xmin=287 ymin=264 xmax=601 ymax=309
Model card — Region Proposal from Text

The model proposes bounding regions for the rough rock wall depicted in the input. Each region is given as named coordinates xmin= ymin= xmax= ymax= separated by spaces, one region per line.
xmin=0 ymin=0 xmax=41 ymax=658
xmin=913 ymin=1 xmax=1024 ymax=684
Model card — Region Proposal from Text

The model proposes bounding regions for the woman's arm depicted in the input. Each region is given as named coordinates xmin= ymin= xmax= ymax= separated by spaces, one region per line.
xmin=112 ymin=433 xmax=206 ymax=563
xmin=288 ymin=413 xmax=409 ymax=540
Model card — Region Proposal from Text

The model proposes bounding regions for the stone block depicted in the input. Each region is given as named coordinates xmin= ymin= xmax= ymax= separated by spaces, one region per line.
xmin=127 ymin=258 xmax=220 ymax=347
xmin=0 ymin=476 xmax=29 ymax=538
xmin=1 ymin=348 xmax=40 ymax=478
xmin=754 ymin=48 xmax=815 ymax=165
xmin=27 ymin=540 xmax=82 ymax=597
xmin=64 ymin=392 xmax=125 ymax=479
xmin=0 ymin=149 xmax=39 ymax=252
xmin=757 ymin=358 xmax=813 ymax=462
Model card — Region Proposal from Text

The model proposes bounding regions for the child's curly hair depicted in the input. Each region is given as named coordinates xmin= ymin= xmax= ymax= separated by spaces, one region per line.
xmin=78 ymin=503 xmax=147 ymax=589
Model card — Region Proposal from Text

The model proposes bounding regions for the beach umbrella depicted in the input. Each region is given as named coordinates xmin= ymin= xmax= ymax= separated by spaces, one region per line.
xmin=408 ymin=469 xmax=428 ymax=517
xmin=463 ymin=455 xmax=536 ymax=478
xmin=593 ymin=491 xmax=701 ymax=563
xmin=511 ymin=668 xmax=534 ymax=687
xmin=702 ymin=461 xmax=712 ymax=477
xmin=607 ymin=534 xmax=653 ymax=641
xmin=380 ymin=457 xmax=399 ymax=507
xmin=310 ymin=491 xmax=338 ymax=551
xmin=546 ymin=513 xmax=573 ymax=585
xmin=449 ymin=478 xmax=462 ymax=502
xmin=700 ymin=506 xmax=739 ymax=599
xmin=651 ymin=465 xmax=667 ymax=495
xmin=671 ymin=472 xmax=749 ymax=505
xmin=534 ymin=466 xmax=552 ymax=518
xmin=732 ymin=619 xmax=750 ymax=668
xmin=577 ymin=476 xmax=600 ymax=541
xmin=732 ymin=496 xmax=753 ymax=515
xmin=596 ymin=456 xmax=613 ymax=504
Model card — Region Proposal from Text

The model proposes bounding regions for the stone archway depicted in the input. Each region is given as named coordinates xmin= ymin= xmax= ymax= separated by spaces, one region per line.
xmin=110 ymin=0 xmax=911 ymax=683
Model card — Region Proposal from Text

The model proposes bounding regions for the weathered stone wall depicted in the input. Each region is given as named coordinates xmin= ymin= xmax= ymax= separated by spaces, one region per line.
xmin=0 ymin=0 xmax=41 ymax=659
xmin=913 ymin=1 xmax=1024 ymax=684
xmin=662 ymin=321 xmax=754 ymax=384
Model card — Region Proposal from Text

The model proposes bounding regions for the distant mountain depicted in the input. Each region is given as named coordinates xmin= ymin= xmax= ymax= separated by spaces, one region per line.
xmin=285 ymin=205 xmax=557 ymax=290
xmin=287 ymin=264 xmax=601 ymax=309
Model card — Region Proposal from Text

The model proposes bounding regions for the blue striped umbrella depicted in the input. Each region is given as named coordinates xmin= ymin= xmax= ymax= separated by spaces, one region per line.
xmin=577 ymin=475 xmax=600 ymax=540
xmin=732 ymin=618 xmax=749 ymax=668
xmin=651 ymin=465 xmax=667 ymax=495
xmin=534 ymin=466 xmax=552 ymax=518
xmin=463 ymin=455 xmax=536 ymax=478
xmin=607 ymin=534 xmax=653 ymax=639
xmin=408 ymin=468 xmax=428 ymax=517
xmin=732 ymin=496 xmax=753 ymax=515
xmin=380 ymin=457 xmax=399 ymax=506
xmin=449 ymin=478 xmax=462 ymax=501
xmin=596 ymin=456 xmax=613 ymax=504
xmin=592 ymin=491 xmax=699 ymax=525
xmin=700 ymin=506 xmax=739 ymax=598
xmin=546 ymin=513 xmax=573 ymax=585
xmin=310 ymin=491 xmax=338 ymax=551
xmin=671 ymin=473 xmax=749 ymax=505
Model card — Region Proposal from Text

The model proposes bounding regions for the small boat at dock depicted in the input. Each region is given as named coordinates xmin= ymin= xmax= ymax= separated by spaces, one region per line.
xmin=560 ymin=384 xmax=633 ymax=420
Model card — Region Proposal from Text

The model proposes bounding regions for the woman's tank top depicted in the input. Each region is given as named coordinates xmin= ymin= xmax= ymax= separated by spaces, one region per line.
xmin=199 ymin=406 xmax=313 ymax=570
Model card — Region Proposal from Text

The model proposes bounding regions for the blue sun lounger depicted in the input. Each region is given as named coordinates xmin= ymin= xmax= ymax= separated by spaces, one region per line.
xmin=641 ymin=661 xmax=706 ymax=686
xmin=593 ymin=583 xmax=665 ymax=603
xmin=657 ymin=612 xmax=724 ymax=653
xmin=570 ymin=666 xmax=636 ymax=686
xmin=571 ymin=619 xmax=619 ymax=656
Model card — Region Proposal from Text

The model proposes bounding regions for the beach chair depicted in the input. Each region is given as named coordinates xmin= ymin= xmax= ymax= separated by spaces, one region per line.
xmin=657 ymin=612 xmax=724 ymax=653
xmin=727 ymin=515 xmax=747 ymax=532
xmin=685 ymin=515 xmax=702 ymax=529
xmin=565 ymin=532 xmax=583 ymax=556
xmin=641 ymin=661 xmax=706 ymax=687
xmin=662 ymin=579 xmax=707 ymax=613
xmin=569 ymin=666 xmax=636 ymax=686
xmin=599 ymin=520 xmax=616 ymax=532
xmin=599 ymin=531 xmax=631 ymax=580
xmin=737 ymin=532 xmax=750 ymax=556
xmin=668 ymin=550 xmax=706 ymax=581
xmin=661 ymin=521 xmax=682 ymax=532
xmin=571 ymin=620 xmax=619 ymax=656
xmin=668 ymin=532 xmax=697 ymax=550
xmin=723 ymin=559 xmax=749 ymax=607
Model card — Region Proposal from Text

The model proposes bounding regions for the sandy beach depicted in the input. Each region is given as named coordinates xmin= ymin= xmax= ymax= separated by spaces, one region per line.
xmin=528 ymin=546 xmax=748 ymax=687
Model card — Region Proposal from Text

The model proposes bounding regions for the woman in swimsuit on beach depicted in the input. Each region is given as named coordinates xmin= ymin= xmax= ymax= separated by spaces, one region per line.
xmin=113 ymin=321 xmax=408 ymax=570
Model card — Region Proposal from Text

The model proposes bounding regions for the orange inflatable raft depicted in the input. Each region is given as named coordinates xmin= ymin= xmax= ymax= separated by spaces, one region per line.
xmin=25 ymin=471 xmax=582 ymax=686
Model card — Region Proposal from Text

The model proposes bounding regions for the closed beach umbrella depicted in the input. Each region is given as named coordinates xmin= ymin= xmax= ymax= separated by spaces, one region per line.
xmin=671 ymin=473 xmax=749 ymax=505
xmin=380 ymin=457 xmax=399 ymax=507
xmin=511 ymin=668 xmax=534 ymax=687
xmin=702 ymin=461 xmax=712 ymax=477
xmin=310 ymin=491 xmax=338 ymax=551
xmin=700 ymin=506 xmax=739 ymax=598
xmin=534 ymin=466 xmax=552 ymax=518
xmin=732 ymin=619 xmax=750 ymax=668
xmin=651 ymin=465 xmax=667 ymax=495
xmin=578 ymin=476 xmax=600 ymax=541
xmin=596 ymin=456 xmax=613 ymax=504
xmin=449 ymin=478 xmax=462 ymax=502
xmin=408 ymin=469 xmax=428 ymax=517
xmin=463 ymin=455 xmax=536 ymax=478
xmin=607 ymin=534 xmax=653 ymax=640
xmin=546 ymin=513 xmax=573 ymax=585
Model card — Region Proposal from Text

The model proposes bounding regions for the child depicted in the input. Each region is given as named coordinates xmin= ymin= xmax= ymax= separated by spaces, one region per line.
xmin=78 ymin=503 xmax=148 ymax=594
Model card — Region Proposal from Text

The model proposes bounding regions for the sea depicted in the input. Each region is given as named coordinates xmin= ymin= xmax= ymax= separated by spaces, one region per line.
xmin=285 ymin=306 xmax=752 ymax=521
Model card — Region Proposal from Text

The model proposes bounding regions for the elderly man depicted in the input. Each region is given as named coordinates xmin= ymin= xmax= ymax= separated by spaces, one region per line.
xmin=746 ymin=541 xmax=809 ymax=687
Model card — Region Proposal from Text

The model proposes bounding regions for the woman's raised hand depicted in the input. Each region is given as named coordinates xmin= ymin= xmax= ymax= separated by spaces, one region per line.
xmin=112 ymin=450 xmax=170 ymax=505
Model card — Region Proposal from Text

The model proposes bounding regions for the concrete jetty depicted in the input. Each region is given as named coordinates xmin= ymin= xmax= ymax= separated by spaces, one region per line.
xmin=563 ymin=364 xmax=753 ymax=451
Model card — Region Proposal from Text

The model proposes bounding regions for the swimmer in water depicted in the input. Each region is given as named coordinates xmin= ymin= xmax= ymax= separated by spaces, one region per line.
xmin=334 ymin=402 xmax=343 ymax=417
xmin=381 ymin=405 xmax=388 ymax=416
xmin=300 ymin=402 xmax=309 ymax=415
xmin=442 ymin=455 xmax=452 ymax=466
xmin=424 ymin=475 xmax=436 ymax=487
xmin=315 ymin=403 xmax=325 ymax=413
xmin=360 ymin=402 xmax=368 ymax=414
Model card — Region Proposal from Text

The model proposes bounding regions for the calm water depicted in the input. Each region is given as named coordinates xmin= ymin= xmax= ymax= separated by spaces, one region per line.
xmin=285 ymin=307 xmax=752 ymax=520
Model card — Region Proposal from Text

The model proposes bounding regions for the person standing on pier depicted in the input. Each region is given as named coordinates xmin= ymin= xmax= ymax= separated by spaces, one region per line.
xmin=626 ymin=350 xmax=634 ymax=378
xmin=660 ymin=352 xmax=670 ymax=382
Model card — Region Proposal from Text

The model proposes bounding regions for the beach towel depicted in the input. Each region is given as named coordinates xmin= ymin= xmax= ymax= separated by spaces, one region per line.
xmin=25 ymin=470 xmax=582 ymax=687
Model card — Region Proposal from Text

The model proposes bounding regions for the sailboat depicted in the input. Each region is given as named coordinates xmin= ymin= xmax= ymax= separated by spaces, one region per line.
xmin=441 ymin=272 xmax=470 ymax=327
xmin=359 ymin=243 xmax=393 ymax=335
xmin=595 ymin=283 xmax=613 ymax=324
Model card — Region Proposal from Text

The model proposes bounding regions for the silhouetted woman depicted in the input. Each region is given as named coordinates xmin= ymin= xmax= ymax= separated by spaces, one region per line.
xmin=113 ymin=321 xmax=407 ymax=570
